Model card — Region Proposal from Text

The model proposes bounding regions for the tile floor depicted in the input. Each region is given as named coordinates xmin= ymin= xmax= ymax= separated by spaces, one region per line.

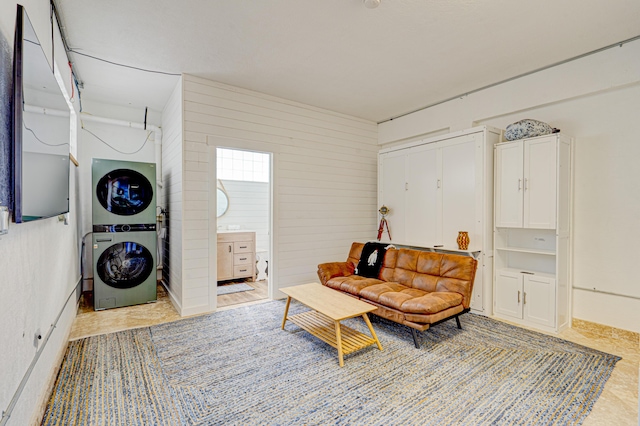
xmin=68 ymin=285 xmax=639 ymax=425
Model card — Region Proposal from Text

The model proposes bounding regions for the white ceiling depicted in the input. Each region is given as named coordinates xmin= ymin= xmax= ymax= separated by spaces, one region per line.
xmin=55 ymin=0 xmax=640 ymax=123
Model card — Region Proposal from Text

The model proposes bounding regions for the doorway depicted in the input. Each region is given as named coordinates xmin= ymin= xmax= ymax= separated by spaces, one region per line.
xmin=215 ymin=147 xmax=271 ymax=308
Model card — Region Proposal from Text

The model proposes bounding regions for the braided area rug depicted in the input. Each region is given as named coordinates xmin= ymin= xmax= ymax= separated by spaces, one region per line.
xmin=42 ymin=301 xmax=620 ymax=425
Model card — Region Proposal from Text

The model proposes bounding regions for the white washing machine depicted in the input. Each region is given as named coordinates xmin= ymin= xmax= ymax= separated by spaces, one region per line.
xmin=92 ymin=226 xmax=157 ymax=310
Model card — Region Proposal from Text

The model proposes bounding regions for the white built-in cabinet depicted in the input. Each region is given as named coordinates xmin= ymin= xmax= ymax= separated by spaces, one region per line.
xmin=378 ymin=126 xmax=501 ymax=315
xmin=493 ymin=133 xmax=572 ymax=333
xmin=495 ymin=137 xmax=558 ymax=229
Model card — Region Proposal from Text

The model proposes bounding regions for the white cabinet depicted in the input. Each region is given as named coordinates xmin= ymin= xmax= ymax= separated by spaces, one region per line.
xmin=493 ymin=133 xmax=572 ymax=333
xmin=406 ymin=146 xmax=439 ymax=244
xmin=495 ymin=136 xmax=557 ymax=229
xmin=494 ymin=269 xmax=522 ymax=319
xmin=379 ymin=129 xmax=491 ymax=250
xmin=495 ymin=270 xmax=556 ymax=328
xmin=524 ymin=274 xmax=556 ymax=328
xmin=379 ymin=126 xmax=501 ymax=316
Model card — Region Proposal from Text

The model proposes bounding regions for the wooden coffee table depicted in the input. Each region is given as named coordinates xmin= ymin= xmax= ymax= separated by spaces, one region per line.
xmin=281 ymin=283 xmax=383 ymax=367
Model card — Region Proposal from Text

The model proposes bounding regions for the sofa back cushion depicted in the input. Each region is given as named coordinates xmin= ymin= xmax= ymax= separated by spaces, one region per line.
xmin=393 ymin=249 xmax=477 ymax=308
xmin=346 ymin=242 xmax=364 ymax=269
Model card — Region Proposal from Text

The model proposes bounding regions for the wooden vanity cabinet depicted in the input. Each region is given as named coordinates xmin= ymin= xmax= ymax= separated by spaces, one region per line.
xmin=217 ymin=231 xmax=256 ymax=281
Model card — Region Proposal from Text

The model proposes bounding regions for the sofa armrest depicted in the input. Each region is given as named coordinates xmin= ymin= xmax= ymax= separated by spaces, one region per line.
xmin=317 ymin=262 xmax=355 ymax=285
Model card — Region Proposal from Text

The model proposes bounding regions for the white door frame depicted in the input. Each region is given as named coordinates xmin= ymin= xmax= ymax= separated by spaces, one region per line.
xmin=206 ymin=136 xmax=277 ymax=311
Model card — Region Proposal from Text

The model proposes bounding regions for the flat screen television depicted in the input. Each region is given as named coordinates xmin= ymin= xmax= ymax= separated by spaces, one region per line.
xmin=12 ymin=4 xmax=71 ymax=223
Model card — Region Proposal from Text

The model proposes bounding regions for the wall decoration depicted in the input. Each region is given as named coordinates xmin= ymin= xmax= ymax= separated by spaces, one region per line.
xmin=0 ymin=29 xmax=12 ymax=208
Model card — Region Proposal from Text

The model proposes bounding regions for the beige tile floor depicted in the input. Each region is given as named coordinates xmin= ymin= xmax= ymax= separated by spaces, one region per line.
xmin=531 ymin=324 xmax=638 ymax=425
xmin=69 ymin=286 xmax=639 ymax=425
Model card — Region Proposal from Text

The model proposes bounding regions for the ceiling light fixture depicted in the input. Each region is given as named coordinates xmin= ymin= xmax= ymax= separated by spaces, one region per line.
xmin=363 ymin=0 xmax=380 ymax=9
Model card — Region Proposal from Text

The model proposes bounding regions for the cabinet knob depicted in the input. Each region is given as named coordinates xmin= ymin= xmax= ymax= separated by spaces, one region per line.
xmin=228 ymin=245 xmax=232 ymax=253
xmin=518 ymin=179 xmax=522 ymax=191
xmin=517 ymin=290 xmax=520 ymax=303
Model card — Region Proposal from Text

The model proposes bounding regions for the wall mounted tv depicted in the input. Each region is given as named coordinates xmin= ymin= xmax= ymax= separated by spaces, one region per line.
xmin=12 ymin=4 xmax=71 ymax=223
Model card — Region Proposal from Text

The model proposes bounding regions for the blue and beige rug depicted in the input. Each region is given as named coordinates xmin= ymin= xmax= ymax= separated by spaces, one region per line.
xmin=42 ymin=301 xmax=620 ymax=425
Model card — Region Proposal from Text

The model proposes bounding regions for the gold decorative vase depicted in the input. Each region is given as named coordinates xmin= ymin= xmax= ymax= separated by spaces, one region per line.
xmin=457 ymin=231 xmax=470 ymax=250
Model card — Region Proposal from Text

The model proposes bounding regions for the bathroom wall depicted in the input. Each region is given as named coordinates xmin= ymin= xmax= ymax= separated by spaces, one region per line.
xmin=216 ymin=179 xmax=270 ymax=253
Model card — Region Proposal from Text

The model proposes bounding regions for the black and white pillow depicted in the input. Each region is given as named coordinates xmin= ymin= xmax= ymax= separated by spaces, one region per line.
xmin=355 ymin=242 xmax=393 ymax=278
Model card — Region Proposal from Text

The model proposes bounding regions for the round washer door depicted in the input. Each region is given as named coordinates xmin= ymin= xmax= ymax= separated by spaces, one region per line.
xmin=97 ymin=242 xmax=154 ymax=289
xmin=96 ymin=169 xmax=153 ymax=216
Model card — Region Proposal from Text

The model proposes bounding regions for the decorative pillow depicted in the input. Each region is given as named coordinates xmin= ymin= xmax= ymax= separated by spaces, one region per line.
xmin=355 ymin=242 xmax=391 ymax=279
xmin=504 ymin=119 xmax=558 ymax=141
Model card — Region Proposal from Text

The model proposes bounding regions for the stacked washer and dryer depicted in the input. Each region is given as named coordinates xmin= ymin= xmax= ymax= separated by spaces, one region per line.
xmin=92 ymin=159 xmax=157 ymax=310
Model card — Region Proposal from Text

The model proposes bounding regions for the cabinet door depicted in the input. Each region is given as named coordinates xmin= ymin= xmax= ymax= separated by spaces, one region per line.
xmin=442 ymin=137 xmax=477 ymax=248
xmin=495 ymin=142 xmax=524 ymax=228
xmin=217 ymin=242 xmax=234 ymax=281
xmin=524 ymin=137 xmax=557 ymax=229
xmin=523 ymin=275 xmax=556 ymax=328
xmin=379 ymin=152 xmax=406 ymax=243
xmin=406 ymin=145 xmax=439 ymax=246
xmin=494 ymin=270 xmax=523 ymax=319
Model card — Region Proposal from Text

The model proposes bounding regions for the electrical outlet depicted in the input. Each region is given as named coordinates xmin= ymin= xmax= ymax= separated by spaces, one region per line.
xmin=0 ymin=206 xmax=9 ymax=235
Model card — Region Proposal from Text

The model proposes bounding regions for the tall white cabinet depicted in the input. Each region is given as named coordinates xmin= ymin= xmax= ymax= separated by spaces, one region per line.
xmin=378 ymin=126 xmax=501 ymax=315
xmin=493 ymin=133 xmax=572 ymax=333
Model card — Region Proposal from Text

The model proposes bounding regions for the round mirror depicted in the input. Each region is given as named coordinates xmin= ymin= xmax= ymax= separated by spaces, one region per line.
xmin=217 ymin=188 xmax=229 ymax=217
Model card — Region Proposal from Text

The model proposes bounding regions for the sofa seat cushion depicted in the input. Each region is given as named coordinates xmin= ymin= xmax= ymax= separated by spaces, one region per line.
xmin=401 ymin=292 xmax=463 ymax=314
xmin=360 ymin=282 xmax=463 ymax=315
xmin=325 ymin=275 xmax=384 ymax=296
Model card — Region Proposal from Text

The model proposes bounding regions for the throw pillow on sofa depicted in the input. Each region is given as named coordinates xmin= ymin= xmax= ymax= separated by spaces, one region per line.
xmin=355 ymin=242 xmax=390 ymax=278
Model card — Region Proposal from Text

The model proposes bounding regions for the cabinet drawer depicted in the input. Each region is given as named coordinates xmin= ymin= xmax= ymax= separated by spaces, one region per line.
xmin=234 ymin=253 xmax=253 ymax=265
xmin=234 ymin=264 xmax=253 ymax=277
xmin=234 ymin=241 xmax=253 ymax=253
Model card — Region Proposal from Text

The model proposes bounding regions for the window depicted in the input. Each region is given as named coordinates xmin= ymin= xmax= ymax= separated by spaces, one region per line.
xmin=216 ymin=148 xmax=269 ymax=183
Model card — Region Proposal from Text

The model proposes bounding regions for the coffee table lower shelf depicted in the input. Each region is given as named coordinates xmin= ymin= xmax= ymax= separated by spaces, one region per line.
xmin=288 ymin=310 xmax=377 ymax=355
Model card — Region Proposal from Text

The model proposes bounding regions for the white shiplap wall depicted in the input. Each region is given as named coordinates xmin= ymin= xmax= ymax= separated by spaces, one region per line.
xmin=216 ymin=180 xmax=269 ymax=251
xmin=161 ymin=78 xmax=184 ymax=311
xmin=179 ymin=74 xmax=378 ymax=315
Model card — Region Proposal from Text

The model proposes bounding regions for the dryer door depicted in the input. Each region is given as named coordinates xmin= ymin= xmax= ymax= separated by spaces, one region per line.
xmin=95 ymin=169 xmax=153 ymax=217
xmin=96 ymin=242 xmax=154 ymax=289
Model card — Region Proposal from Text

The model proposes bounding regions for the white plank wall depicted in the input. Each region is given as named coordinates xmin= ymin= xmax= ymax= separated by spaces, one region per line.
xmin=161 ymin=78 xmax=184 ymax=310
xmin=181 ymin=74 xmax=378 ymax=314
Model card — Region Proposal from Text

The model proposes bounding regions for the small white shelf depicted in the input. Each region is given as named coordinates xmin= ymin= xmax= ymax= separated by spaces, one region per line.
xmin=495 ymin=247 xmax=556 ymax=256
xmin=497 ymin=267 xmax=556 ymax=280
xmin=382 ymin=242 xmax=482 ymax=257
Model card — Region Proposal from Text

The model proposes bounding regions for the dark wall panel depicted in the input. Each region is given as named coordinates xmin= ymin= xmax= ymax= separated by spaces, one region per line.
xmin=0 ymin=29 xmax=11 ymax=208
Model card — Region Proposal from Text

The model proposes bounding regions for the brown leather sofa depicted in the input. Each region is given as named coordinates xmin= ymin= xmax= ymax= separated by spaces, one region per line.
xmin=317 ymin=242 xmax=478 ymax=347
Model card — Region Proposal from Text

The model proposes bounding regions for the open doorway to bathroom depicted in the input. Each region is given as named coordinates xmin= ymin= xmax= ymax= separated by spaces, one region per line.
xmin=216 ymin=147 xmax=271 ymax=308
